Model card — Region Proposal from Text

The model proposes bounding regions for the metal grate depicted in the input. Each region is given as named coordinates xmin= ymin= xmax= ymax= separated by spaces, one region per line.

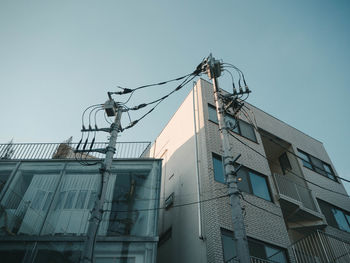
xmin=0 ymin=142 xmax=151 ymax=160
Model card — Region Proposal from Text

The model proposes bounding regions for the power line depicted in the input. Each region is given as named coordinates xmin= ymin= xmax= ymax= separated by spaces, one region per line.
xmin=104 ymin=193 xmax=229 ymax=213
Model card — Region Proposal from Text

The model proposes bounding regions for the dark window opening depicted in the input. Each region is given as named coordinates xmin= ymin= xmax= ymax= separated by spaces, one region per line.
xmin=208 ymin=104 xmax=257 ymax=142
xmin=212 ymin=153 xmax=272 ymax=201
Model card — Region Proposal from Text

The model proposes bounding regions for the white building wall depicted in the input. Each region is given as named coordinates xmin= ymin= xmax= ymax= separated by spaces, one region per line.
xmin=150 ymin=88 xmax=207 ymax=263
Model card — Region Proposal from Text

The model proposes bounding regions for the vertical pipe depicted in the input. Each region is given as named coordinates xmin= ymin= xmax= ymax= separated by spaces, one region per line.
xmin=192 ymin=81 xmax=203 ymax=239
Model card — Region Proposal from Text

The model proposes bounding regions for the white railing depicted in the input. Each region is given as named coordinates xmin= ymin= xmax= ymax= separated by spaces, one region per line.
xmin=273 ymin=174 xmax=318 ymax=212
xmin=292 ymin=230 xmax=350 ymax=263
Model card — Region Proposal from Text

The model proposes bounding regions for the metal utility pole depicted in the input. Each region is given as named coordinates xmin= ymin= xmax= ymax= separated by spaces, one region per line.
xmin=206 ymin=54 xmax=251 ymax=262
xmin=79 ymin=98 xmax=123 ymax=263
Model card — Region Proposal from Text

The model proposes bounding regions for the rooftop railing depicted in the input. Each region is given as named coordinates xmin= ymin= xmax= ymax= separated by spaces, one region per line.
xmin=0 ymin=142 xmax=151 ymax=160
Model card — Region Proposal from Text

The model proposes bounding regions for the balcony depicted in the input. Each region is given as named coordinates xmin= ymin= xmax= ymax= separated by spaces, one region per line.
xmin=292 ymin=230 xmax=350 ymax=263
xmin=273 ymin=173 xmax=324 ymax=224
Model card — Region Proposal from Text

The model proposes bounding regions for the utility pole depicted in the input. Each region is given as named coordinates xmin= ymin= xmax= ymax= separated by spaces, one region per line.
xmin=206 ymin=54 xmax=251 ymax=262
xmin=78 ymin=97 xmax=123 ymax=263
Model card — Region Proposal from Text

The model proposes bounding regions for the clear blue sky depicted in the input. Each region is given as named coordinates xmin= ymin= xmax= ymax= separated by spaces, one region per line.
xmin=0 ymin=0 xmax=349 ymax=192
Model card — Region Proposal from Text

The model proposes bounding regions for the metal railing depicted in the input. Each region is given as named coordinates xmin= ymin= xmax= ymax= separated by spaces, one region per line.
xmin=292 ymin=230 xmax=350 ymax=263
xmin=273 ymin=173 xmax=318 ymax=212
xmin=0 ymin=142 xmax=151 ymax=160
xmin=250 ymin=256 xmax=278 ymax=263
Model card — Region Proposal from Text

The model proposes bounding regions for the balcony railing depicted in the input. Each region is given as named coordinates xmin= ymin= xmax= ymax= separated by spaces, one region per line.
xmin=273 ymin=173 xmax=318 ymax=213
xmin=292 ymin=230 xmax=350 ymax=263
xmin=0 ymin=142 xmax=151 ymax=160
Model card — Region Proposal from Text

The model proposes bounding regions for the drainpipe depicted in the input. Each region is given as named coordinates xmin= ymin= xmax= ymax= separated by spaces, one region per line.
xmin=192 ymin=81 xmax=203 ymax=239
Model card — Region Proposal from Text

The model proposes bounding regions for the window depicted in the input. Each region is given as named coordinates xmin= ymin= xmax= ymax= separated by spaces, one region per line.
xmin=212 ymin=153 xmax=272 ymax=201
xmin=63 ymin=190 xmax=77 ymax=209
xmin=279 ymin=152 xmax=291 ymax=175
xmin=75 ymin=190 xmax=88 ymax=209
xmin=158 ymin=227 xmax=172 ymax=247
xmin=31 ymin=190 xmax=46 ymax=210
xmin=212 ymin=153 xmax=225 ymax=183
xmin=318 ymin=199 xmax=350 ymax=232
xmin=221 ymin=229 xmax=236 ymax=263
xmin=165 ymin=192 xmax=174 ymax=210
xmin=249 ymin=238 xmax=288 ymax=263
xmin=297 ymin=149 xmax=336 ymax=181
xmin=221 ymin=229 xmax=288 ymax=263
xmin=208 ymin=104 xmax=257 ymax=142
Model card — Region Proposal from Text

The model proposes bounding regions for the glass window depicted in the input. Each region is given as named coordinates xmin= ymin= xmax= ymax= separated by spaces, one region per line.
xmin=213 ymin=153 xmax=225 ymax=183
xmin=318 ymin=199 xmax=350 ymax=232
xmin=249 ymin=172 xmax=271 ymax=201
xmin=279 ymin=152 xmax=291 ymax=175
xmin=55 ymin=191 xmax=66 ymax=210
xmin=323 ymin=163 xmax=335 ymax=180
xmin=75 ymin=190 xmax=88 ymax=209
xmin=297 ymin=150 xmax=336 ymax=181
xmin=87 ymin=191 xmax=97 ymax=209
xmin=249 ymin=239 xmax=287 ymax=263
xmin=31 ymin=190 xmax=46 ymax=210
xmin=208 ymin=104 xmax=256 ymax=142
xmin=297 ymin=150 xmax=313 ymax=169
xmin=221 ymin=229 xmax=236 ymax=263
xmin=237 ymin=168 xmax=250 ymax=193
xmin=239 ymin=120 xmax=257 ymax=142
xmin=64 ymin=190 xmax=76 ymax=209
xmin=42 ymin=192 xmax=53 ymax=211
xmin=225 ymin=115 xmax=239 ymax=133
xmin=208 ymin=105 xmax=218 ymax=123
xmin=332 ymin=208 xmax=350 ymax=232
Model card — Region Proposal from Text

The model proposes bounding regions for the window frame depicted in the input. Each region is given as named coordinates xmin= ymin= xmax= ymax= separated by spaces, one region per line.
xmin=221 ymin=228 xmax=289 ymax=263
xmin=208 ymin=104 xmax=257 ymax=143
xmin=297 ymin=149 xmax=337 ymax=182
xmin=212 ymin=153 xmax=272 ymax=202
xmin=318 ymin=199 xmax=350 ymax=232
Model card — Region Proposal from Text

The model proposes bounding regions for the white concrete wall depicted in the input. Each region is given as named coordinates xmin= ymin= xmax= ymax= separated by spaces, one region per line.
xmin=150 ymin=87 xmax=207 ymax=263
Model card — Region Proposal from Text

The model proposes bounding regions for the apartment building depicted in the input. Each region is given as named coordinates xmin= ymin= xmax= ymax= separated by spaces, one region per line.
xmin=149 ymin=78 xmax=350 ymax=263
xmin=0 ymin=142 xmax=161 ymax=263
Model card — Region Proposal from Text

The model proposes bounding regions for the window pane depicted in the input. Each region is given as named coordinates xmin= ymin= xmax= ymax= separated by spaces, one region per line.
xmin=31 ymin=190 xmax=46 ymax=210
xmin=265 ymin=246 xmax=287 ymax=263
xmin=75 ymin=190 xmax=88 ymax=209
xmin=225 ymin=115 xmax=239 ymax=133
xmin=237 ymin=168 xmax=250 ymax=194
xmin=208 ymin=105 xmax=218 ymax=123
xmin=213 ymin=154 xmax=225 ymax=183
xmin=332 ymin=208 xmax=350 ymax=232
xmin=249 ymin=172 xmax=271 ymax=201
xmin=42 ymin=192 xmax=53 ymax=211
xmin=297 ymin=151 xmax=313 ymax=170
xmin=323 ymin=163 xmax=336 ymax=180
xmin=221 ymin=230 xmax=236 ymax=262
xmin=88 ymin=191 xmax=97 ymax=209
xmin=248 ymin=240 xmax=266 ymax=259
xmin=64 ymin=191 xmax=76 ymax=209
xmin=238 ymin=121 xmax=257 ymax=142
xmin=318 ymin=200 xmax=338 ymax=228
xmin=55 ymin=191 xmax=66 ymax=210
xmin=310 ymin=156 xmax=327 ymax=176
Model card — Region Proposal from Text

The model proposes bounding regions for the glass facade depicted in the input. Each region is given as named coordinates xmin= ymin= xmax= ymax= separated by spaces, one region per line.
xmin=0 ymin=159 xmax=161 ymax=262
